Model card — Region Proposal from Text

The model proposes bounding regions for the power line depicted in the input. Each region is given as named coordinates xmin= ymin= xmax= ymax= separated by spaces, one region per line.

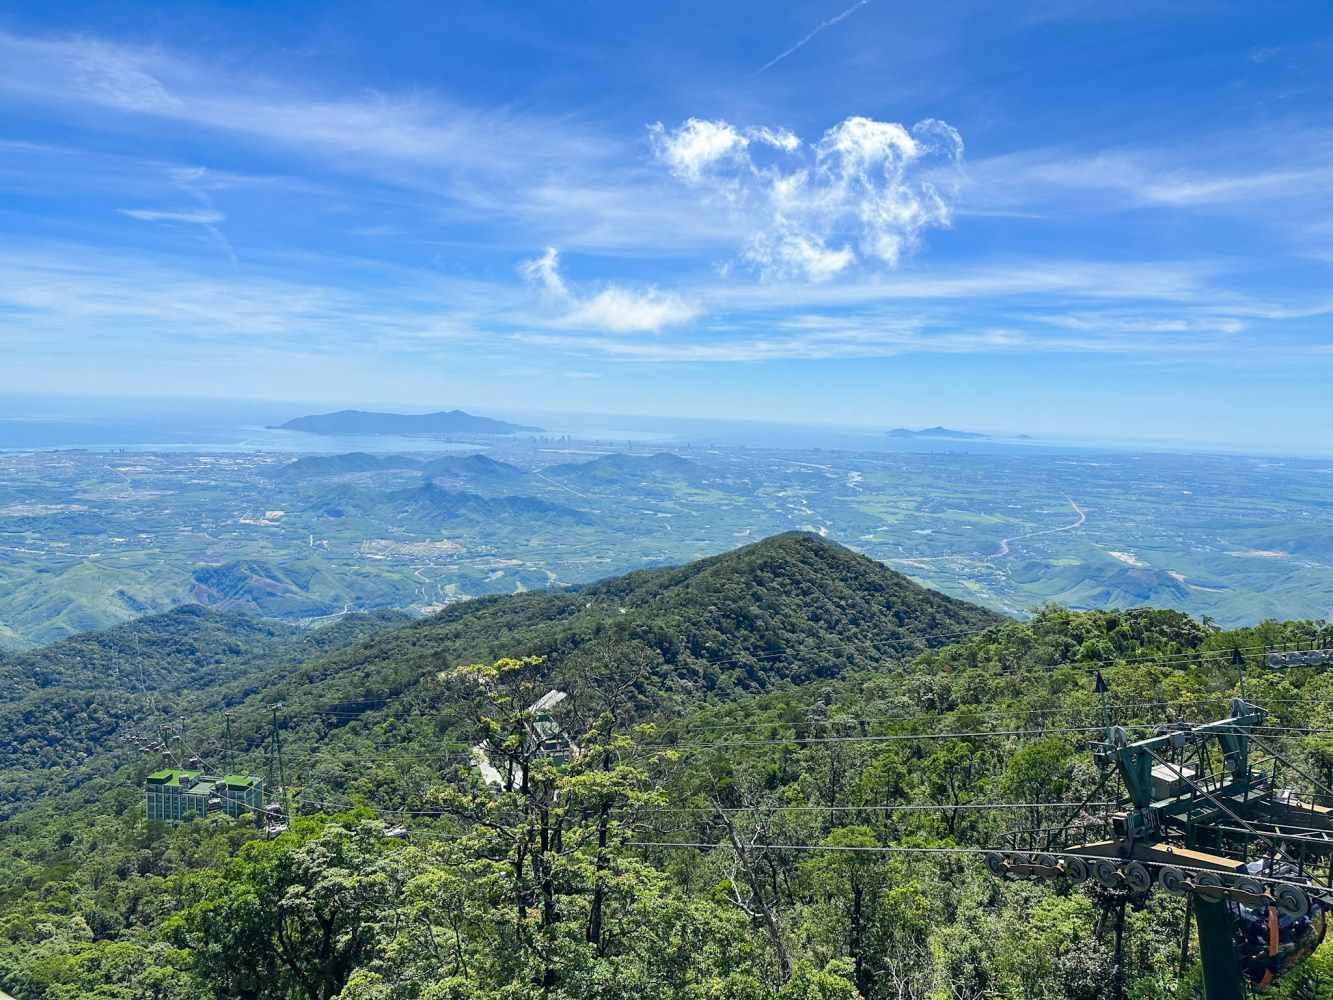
xmin=649 ymin=698 xmax=1252 ymax=739
xmin=643 ymin=801 xmax=1118 ymax=815
xmin=626 ymin=841 xmax=1333 ymax=894
xmin=647 ymin=725 xmax=1110 ymax=752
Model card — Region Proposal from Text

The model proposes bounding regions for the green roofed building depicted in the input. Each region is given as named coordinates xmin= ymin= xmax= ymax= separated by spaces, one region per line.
xmin=145 ymin=770 xmax=264 ymax=823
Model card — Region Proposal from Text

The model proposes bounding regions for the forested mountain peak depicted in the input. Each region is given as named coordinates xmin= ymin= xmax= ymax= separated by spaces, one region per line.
xmin=545 ymin=450 xmax=708 ymax=483
xmin=0 ymin=604 xmax=296 ymax=694
xmin=389 ymin=481 xmax=591 ymax=523
xmin=267 ymin=453 xmax=421 ymax=480
xmin=419 ymin=452 xmax=523 ymax=477
xmin=240 ymin=532 xmax=1006 ymax=716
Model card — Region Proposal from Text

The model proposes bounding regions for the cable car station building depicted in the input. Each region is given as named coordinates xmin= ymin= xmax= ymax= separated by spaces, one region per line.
xmin=145 ymin=770 xmax=264 ymax=822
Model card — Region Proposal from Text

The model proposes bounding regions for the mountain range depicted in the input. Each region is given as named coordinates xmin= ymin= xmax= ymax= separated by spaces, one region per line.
xmin=0 ymin=530 xmax=1325 ymax=999
xmin=0 ymin=532 xmax=1000 ymax=797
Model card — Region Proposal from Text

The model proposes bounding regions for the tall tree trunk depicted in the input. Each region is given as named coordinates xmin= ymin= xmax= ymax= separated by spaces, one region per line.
xmin=851 ymin=882 xmax=867 ymax=997
xmin=718 ymin=807 xmax=790 ymax=982
xmin=588 ymin=800 xmax=610 ymax=954
xmin=1113 ymin=898 xmax=1127 ymax=1000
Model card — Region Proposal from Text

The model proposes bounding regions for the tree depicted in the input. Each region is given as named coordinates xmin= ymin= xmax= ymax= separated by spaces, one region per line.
xmin=426 ymin=656 xmax=674 ymax=996
xmin=800 ymin=827 xmax=880 ymax=997
xmin=171 ymin=818 xmax=406 ymax=1000
xmin=997 ymin=737 xmax=1075 ymax=834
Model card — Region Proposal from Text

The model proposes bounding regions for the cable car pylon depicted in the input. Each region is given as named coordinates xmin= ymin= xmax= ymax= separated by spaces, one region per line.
xmin=263 ymin=703 xmax=292 ymax=838
xmin=988 ymin=668 xmax=1333 ymax=999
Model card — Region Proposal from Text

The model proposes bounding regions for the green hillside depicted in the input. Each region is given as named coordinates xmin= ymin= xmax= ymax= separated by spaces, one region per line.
xmin=419 ymin=453 xmax=531 ymax=488
xmin=268 ymin=453 xmax=423 ymax=480
xmin=546 ymin=451 xmax=711 ymax=485
xmin=0 ymin=534 xmax=1330 ymax=1000
xmin=0 ymin=604 xmax=295 ymax=694
xmin=214 ymin=532 xmax=1002 ymax=721
xmin=0 ymin=607 xmax=409 ymax=811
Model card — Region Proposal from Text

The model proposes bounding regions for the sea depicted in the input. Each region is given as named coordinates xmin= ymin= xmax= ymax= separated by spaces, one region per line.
xmin=0 ymin=393 xmax=1286 ymax=458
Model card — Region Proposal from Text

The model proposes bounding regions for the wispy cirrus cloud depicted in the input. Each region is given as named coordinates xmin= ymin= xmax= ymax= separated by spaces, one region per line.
xmin=0 ymin=237 xmax=1319 ymax=376
xmin=2 ymin=25 xmax=1329 ymax=396
xmin=120 ymin=166 xmax=236 ymax=263
xmin=4 ymin=33 xmax=184 ymax=113
xmin=0 ymin=30 xmax=611 ymax=185
xmin=511 ymin=309 xmax=1240 ymax=364
xmin=513 ymin=320 xmax=1010 ymax=363
xmin=118 ymin=207 xmax=223 ymax=224
xmin=519 ymin=247 xmax=700 ymax=333
xmin=649 ymin=115 xmax=963 ymax=281
xmin=965 ymin=136 xmax=1333 ymax=216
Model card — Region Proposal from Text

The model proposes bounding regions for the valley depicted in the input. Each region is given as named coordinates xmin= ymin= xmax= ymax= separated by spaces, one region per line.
xmin=1 ymin=442 xmax=1330 ymax=648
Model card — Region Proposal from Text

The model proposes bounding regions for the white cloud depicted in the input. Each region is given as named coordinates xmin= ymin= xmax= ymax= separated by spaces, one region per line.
xmin=71 ymin=42 xmax=183 ymax=112
xmin=650 ymin=119 xmax=749 ymax=184
xmin=567 ymin=287 xmax=700 ymax=333
xmin=965 ymin=138 xmax=1333 ymax=216
xmin=1036 ymin=311 xmax=1246 ymax=336
xmin=649 ymin=115 xmax=963 ymax=281
xmin=518 ymin=246 xmax=568 ymax=298
xmin=511 ymin=319 xmax=1030 ymax=363
xmin=519 ymin=247 xmax=700 ymax=333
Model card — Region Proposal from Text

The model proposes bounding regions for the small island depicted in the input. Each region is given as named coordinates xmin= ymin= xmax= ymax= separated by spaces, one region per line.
xmin=273 ymin=409 xmax=542 ymax=437
xmin=887 ymin=426 xmax=992 ymax=440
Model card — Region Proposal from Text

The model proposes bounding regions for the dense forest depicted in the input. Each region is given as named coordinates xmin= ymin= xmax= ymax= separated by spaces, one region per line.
xmin=1 ymin=533 xmax=1332 ymax=1000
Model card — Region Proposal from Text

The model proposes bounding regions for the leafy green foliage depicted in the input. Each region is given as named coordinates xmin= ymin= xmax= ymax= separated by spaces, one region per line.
xmin=0 ymin=535 xmax=1332 ymax=999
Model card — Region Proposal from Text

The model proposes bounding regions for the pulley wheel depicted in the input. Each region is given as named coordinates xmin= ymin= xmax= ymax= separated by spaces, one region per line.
xmin=1094 ymin=860 xmax=1122 ymax=888
xmin=1233 ymin=877 xmax=1267 ymax=903
xmin=985 ymin=853 xmax=1009 ymax=878
xmin=1194 ymin=872 xmax=1224 ymax=903
xmin=1124 ymin=862 xmax=1152 ymax=894
xmin=1275 ymin=884 xmax=1310 ymax=919
xmin=1064 ymin=857 xmax=1089 ymax=883
xmin=1036 ymin=853 xmax=1061 ymax=876
xmin=1158 ymin=866 xmax=1188 ymax=896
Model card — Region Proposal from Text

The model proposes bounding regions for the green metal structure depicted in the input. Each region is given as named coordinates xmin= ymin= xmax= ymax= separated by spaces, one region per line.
xmin=146 ymin=769 xmax=264 ymax=822
xmin=989 ymin=695 xmax=1333 ymax=999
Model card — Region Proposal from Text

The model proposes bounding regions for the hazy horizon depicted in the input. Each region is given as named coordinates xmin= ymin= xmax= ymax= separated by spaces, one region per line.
xmin=5 ymin=389 xmax=1333 ymax=461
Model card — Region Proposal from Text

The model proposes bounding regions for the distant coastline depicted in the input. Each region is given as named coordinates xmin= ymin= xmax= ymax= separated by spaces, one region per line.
xmin=272 ymin=409 xmax=542 ymax=437
xmin=887 ymin=426 xmax=1034 ymax=441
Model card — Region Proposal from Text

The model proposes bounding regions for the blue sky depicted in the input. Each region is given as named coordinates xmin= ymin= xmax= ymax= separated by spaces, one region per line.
xmin=2 ymin=2 xmax=1332 ymax=451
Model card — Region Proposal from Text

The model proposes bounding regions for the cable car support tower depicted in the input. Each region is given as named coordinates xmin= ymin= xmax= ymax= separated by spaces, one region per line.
xmin=988 ymin=666 xmax=1333 ymax=1000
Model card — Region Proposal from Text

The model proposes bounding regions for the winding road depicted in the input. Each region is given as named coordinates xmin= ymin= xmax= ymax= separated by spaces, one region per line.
xmin=989 ymin=497 xmax=1085 ymax=559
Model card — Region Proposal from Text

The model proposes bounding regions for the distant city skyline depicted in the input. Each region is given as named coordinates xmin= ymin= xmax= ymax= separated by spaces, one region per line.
xmin=2 ymin=2 xmax=1332 ymax=451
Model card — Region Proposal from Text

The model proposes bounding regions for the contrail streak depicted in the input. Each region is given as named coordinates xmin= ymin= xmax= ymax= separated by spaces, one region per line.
xmin=753 ymin=0 xmax=873 ymax=77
